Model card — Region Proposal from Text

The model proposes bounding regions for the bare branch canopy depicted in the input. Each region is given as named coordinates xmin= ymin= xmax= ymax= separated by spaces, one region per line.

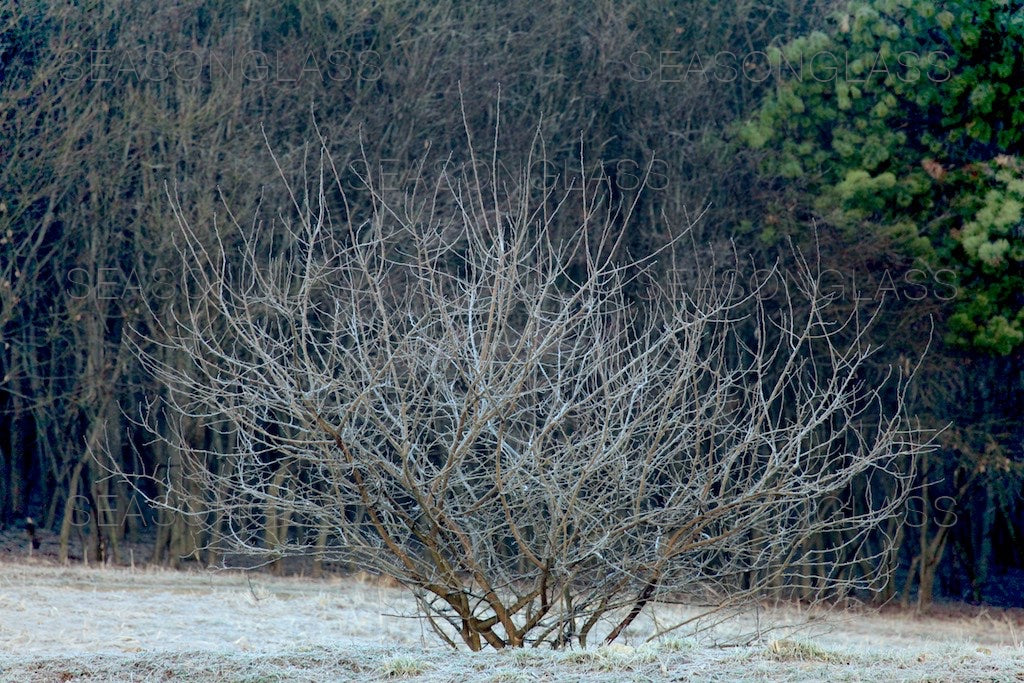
xmin=125 ymin=119 xmax=931 ymax=650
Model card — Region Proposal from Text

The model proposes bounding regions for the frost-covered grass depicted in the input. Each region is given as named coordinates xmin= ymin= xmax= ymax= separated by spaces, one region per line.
xmin=1 ymin=561 xmax=1022 ymax=681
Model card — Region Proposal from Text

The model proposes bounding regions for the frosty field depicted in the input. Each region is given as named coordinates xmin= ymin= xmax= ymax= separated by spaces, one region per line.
xmin=0 ymin=561 xmax=1022 ymax=682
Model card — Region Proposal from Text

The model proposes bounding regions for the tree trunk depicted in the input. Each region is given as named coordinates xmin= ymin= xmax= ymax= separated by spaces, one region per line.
xmin=58 ymin=456 xmax=88 ymax=564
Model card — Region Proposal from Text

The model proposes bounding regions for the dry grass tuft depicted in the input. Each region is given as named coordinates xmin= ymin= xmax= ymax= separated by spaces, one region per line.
xmin=765 ymin=638 xmax=853 ymax=664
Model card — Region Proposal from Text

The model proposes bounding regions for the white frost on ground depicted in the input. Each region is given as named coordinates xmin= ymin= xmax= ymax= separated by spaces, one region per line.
xmin=0 ymin=561 xmax=1022 ymax=681
xmin=0 ymin=561 xmax=427 ymax=656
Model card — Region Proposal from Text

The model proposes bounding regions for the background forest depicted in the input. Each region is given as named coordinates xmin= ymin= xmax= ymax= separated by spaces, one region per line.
xmin=1 ymin=0 xmax=1022 ymax=611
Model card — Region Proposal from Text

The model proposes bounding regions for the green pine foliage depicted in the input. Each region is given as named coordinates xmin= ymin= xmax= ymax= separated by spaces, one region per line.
xmin=740 ymin=0 xmax=1024 ymax=354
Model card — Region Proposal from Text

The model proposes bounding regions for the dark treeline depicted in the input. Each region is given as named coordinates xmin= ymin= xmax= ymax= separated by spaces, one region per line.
xmin=1 ymin=0 xmax=1021 ymax=608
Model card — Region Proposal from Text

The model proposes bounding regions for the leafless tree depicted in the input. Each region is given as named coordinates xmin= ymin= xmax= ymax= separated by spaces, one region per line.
xmin=125 ymin=121 xmax=931 ymax=651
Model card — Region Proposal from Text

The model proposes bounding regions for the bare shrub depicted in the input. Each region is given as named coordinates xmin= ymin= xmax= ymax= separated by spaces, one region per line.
xmin=125 ymin=118 xmax=931 ymax=650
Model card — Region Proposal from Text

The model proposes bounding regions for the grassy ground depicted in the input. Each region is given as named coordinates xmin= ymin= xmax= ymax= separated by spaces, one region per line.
xmin=0 ymin=560 xmax=1022 ymax=681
